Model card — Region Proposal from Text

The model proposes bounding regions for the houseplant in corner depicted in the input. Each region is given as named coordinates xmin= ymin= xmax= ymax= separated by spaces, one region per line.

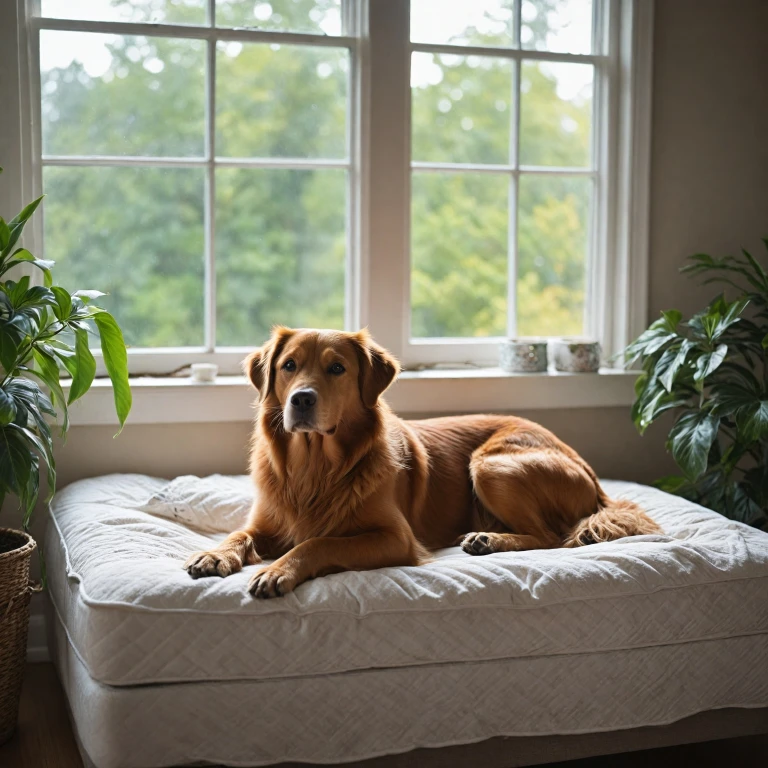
xmin=0 ymin=169 xmax=131 ymax=743
xmin=624 ymin=243 xmax=768 ymax=530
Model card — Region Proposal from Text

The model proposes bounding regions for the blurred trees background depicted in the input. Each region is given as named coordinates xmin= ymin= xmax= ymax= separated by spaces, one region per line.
xmin=40 ymin=0 xmax=592 ymax=349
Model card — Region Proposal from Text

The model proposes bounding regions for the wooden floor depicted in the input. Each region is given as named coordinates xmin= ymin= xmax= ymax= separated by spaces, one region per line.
xmin=0 ymin=664 xmax=766 ymax=768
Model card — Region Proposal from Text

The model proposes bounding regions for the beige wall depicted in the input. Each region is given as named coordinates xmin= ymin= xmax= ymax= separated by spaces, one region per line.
xmin=3 ymin=0 xmax=767 ymax=592
xmin=648 ymin=0 xmax=768 ymax=321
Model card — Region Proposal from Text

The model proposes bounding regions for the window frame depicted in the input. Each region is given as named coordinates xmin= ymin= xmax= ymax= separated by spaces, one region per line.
xmin=18 ymin=0 xmax=365 ymax=374
xmin=5 ymin=0 xmax=653 ymax=377
xmin=366 ymin=0 xmax=653 ymax=368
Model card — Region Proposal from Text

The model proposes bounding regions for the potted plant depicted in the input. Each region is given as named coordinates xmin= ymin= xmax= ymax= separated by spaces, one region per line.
xmin=624 ymin=242 xmax=768 ymax=529
xmin=0 ymin=169 xmax=131 ymax=743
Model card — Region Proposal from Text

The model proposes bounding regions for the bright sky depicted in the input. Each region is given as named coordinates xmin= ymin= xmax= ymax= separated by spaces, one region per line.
xmin=410 ymin=0 xmax=593 ymax=100
xmin=40 ymin=1 xmax=593 ymax=101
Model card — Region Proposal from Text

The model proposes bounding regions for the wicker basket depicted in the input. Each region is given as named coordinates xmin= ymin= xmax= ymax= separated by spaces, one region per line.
xmin=0 ymin=528 xmax=37 ymax=745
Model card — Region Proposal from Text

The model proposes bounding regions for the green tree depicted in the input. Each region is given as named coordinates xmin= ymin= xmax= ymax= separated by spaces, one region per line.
xmin=40 ymin=0 xmax=592 ymax=350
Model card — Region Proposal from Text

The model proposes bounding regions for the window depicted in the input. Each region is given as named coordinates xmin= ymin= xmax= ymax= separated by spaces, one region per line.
xmin=411 ymin=0 xmax=595 ymax=347
xmin=7 ymin=0 xmax=651 ymax=375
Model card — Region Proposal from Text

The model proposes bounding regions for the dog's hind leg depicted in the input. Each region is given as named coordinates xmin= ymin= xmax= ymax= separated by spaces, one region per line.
xmin=461 ymin=436 xmax=600 ymax=556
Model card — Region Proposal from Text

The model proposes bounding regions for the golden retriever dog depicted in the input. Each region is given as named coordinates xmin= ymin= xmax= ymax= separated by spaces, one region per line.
xmin=184 ymin=327 xmax=660 ymax=598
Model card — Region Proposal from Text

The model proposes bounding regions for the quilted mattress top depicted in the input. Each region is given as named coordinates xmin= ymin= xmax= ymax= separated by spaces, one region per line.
xmin=47 ymin=474 xmax=768 ymax=687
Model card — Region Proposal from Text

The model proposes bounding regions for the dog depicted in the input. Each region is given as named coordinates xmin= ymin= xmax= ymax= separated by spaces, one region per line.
xmin=184 ymin=327 xmax=661 ymax=598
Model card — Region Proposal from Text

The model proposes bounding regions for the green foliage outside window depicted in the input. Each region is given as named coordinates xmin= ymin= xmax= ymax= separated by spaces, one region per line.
xmin=41 ymin=0 xmax=591 ymax=346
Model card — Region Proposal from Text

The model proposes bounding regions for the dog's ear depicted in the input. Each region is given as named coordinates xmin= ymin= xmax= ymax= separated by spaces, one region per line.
xmin=352 ymin=330 xmax=400 ymax=408
xmin=242 ymin=326 xmax=294 ymax=400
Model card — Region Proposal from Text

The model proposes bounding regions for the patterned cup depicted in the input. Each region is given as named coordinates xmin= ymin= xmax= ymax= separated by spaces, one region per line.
xmin=499 ymin=338 xmax=549 ymax=373
xmin=551 ymin=338 xmax=601 ymax=373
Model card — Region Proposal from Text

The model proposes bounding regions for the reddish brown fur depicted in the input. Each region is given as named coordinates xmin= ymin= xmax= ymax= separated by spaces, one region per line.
xmin=184 ymin=328 xmax=661 ymax=598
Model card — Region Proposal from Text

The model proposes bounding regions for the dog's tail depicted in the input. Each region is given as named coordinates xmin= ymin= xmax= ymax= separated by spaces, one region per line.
xmin=562 ymin=498 xmax=661 ymax=548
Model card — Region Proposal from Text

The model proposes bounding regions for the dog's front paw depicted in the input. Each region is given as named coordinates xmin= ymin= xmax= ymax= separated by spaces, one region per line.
xmin=184 ymin=551 xmax=241 ymax=579
xmin=248 ymin=565 xmax=298 ymax=599
xmin=461 ymin=532 xmax=498 ymax=556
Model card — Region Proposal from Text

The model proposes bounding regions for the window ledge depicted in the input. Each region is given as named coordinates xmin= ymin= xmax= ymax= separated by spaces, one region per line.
xmin=65 ymin=368 xmax=638 ymax=426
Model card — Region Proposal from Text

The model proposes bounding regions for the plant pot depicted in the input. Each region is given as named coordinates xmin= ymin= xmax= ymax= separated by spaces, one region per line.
xmin=500 ymin=338 xmax=549 ymax=373
xmin=0 ymin=528 xmax=37 ymax=745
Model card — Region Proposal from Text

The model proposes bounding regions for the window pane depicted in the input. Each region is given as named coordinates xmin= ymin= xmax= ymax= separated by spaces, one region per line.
xmin=517 ymin=174 xmax=590 ymax=337
xmin=43 ymin=166 xmax=205 ymax=347
xmin=216 ymin=169 xmax=346 ymax=346
xmin=216 ymin=0 xmax=342 ymax=35
xmin=412 ymin=53 xmax=512 ymax=165
xmin=411 ymin=173 xmax=508 ymax=338
xmin=216 ymin=43 xmax=347 ymax=159
xmin=40 ymin=0 xmax=207 ymax=24
xmin=411 ymin=0 xmax=515 ymax=47
xmin=521 ymin=0 xmax=593 ymax=55
xmin=519 ymin=61 xmax=592 ymax=167
xmin=41 ymin=32 xmax=205 ymax=157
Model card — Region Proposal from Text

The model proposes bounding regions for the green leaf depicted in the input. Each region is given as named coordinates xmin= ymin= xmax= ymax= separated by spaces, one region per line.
xmin=762 ymin=333 xmax=768 ymax=350
xmin=5 ymin=377 xmax=54 ymax=417
xmin=0 ymin=257 xmax=55 ymax=288
xmin=710 ymin=380 xmax=759 ymax=418
xmin=653 ymin=475 xmax=691 ymax=494
xmin=8 ymin=194 xmax=44 ymax=230
xmin=622 ymin=325 xmax=678 ymax=365
xmin=9 ymin=249 xmax=53 ymax=270
xmin=713 ymin=297 xmax=750 ymax=339
xmin=73 ymin=289 xmax=107 ymax=303
xmin=728 ymin=483 xmax=765 ymax=527
xmin=16 ymin=286 xmax=56 ymax=309
xmin=735 ymin=400 xmax=768 ymax=443
xmin=638 ymin=389 xmax=690 ymax=433
xmin=0 ymin=425 xmax=32 ymax=499
xmin=50 ymin=346 xmax=77 ymax=379
xmin=667 ymin=411 xmax=720 ymax=481
xmin=0 ymin=217 xmax=10 ymax=250
xmin=3 ymin=249 xmax=55 ymax=288
xmin=633 ymin=372 xmax=648 ymax=398
xmin=31 ymin=347 xmax=68 ymax=432
xmin=0 ymin=321 xmax=25 ymax=372
xmin=1 ymin=221 xmax=25 ymax=260
xmin=6 ymin=379 xmax=56 ymax=507
xmin=0 ymin=388 xmax=17 ymax=425
xmin=22 ymin=453 xmax=40 ymax=529
xmin=51 ymin=286 xmax=72 ymax=322
xmin=694 ymin=343 xmax=728 ymax=381
xmin=92 ymin=311 xmax=131 ymax=433
xmin=67 ymin=329 xmax=96 ymax=404
xmin=9 ymin=276 xmax=30 ymax=306
xmin=660 ymin=339 xmax=693 ymax=392
xmin=660 ymin=310 xmax=682 ymax=331
xmin=740 ymin=248 xmax=768 ymax=288
xmin=8 ymin=423 xmax=56 ymax=507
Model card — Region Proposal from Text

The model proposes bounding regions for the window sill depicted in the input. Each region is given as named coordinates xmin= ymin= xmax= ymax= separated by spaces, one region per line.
xmin=64 ymin=368 xmax=639 ymax=427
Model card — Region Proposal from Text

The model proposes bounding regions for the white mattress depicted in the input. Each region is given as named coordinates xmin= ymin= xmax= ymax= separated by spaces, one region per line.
xmin=47 ymin=474 xmax=768 ymax=689
xmin=52 ymin=612 xmax=768 ymax=768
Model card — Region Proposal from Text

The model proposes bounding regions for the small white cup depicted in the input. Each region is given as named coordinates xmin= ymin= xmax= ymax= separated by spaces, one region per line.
xmin=550 ymin=338 xmax=601 ymax=373
xmin=190 ymin=363 xmax=218 ymax=383
xmin=500 ymin=338 xmax=549 ymax=373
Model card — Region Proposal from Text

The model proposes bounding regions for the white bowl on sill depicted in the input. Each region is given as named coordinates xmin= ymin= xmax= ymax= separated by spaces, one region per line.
xmin=190 ymin=363 xmax=218 ymax=383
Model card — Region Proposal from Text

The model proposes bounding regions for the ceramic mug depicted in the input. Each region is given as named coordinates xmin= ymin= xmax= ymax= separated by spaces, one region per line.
xmin=190 ymin=363 xmax=219 ymax=383
xmin=550 ymin=338 xmax=601 ymax=373
xmin=500 ymin=338 xmax=549 ymax=373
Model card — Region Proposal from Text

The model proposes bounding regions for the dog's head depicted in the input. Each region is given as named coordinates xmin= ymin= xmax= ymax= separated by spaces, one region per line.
xmin=243 ymin=327 xmax=399 ymax=434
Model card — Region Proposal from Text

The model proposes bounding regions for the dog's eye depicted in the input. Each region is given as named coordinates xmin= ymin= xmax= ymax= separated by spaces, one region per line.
xmin=282 ymin=359 xmax=296 ymax=372
xmin=329 ymin=362 xmax=345 ymax=375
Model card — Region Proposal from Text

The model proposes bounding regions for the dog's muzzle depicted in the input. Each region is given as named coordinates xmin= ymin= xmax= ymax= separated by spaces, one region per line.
xmin=284 ymin=388 xmax=318 ymax=432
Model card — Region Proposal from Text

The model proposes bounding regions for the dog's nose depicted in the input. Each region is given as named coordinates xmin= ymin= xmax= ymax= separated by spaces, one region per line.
xmin=290 ymin=389 xmax=317 ymax=412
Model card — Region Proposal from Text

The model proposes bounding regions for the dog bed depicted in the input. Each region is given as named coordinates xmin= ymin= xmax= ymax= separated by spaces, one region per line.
xmin=46 ymin=474 xmax=768 ymax=768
